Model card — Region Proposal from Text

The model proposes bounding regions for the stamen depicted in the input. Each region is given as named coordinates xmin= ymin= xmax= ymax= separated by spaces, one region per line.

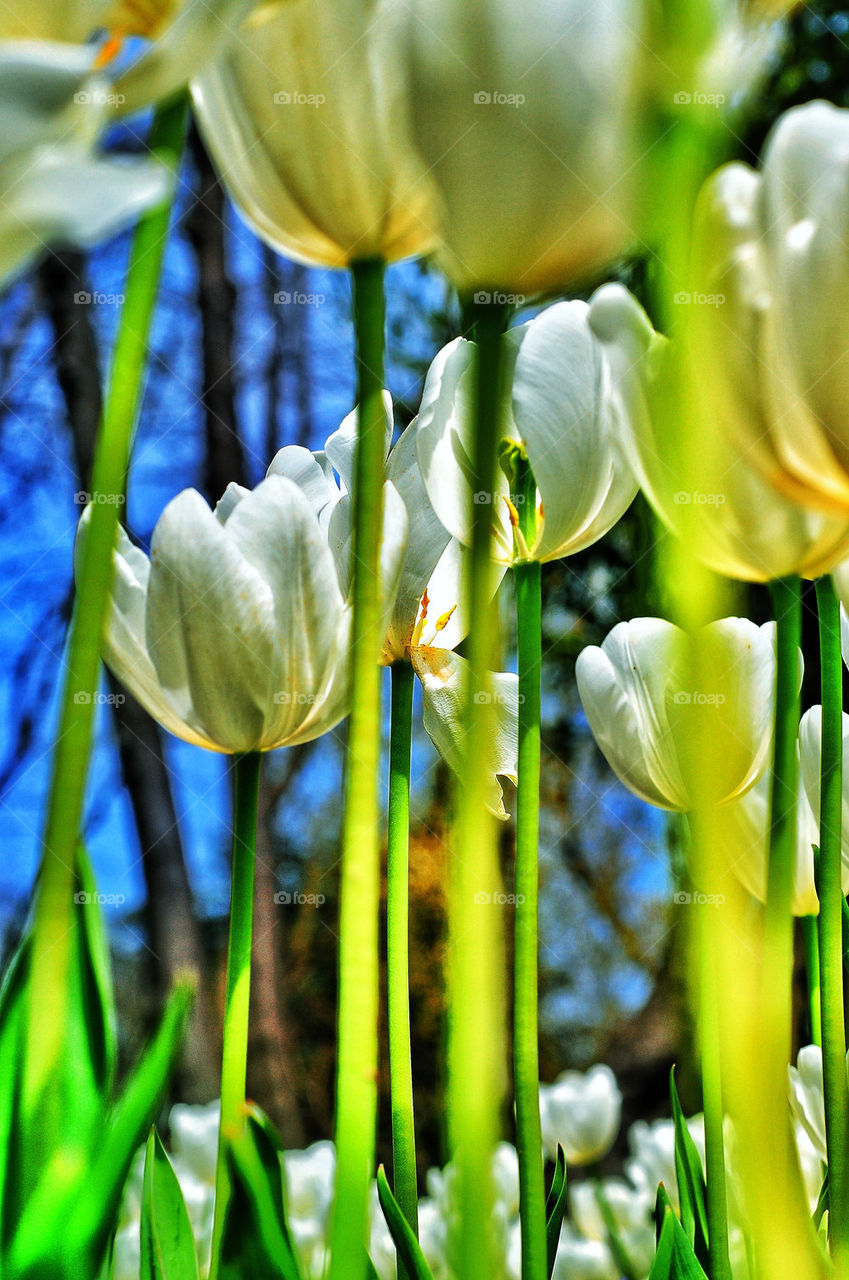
xmin=434 ymin=604 xmax=457 ymax=632
xmin=504 ymin=496 xmax=520 ymax=527
xmin=410 ymin=588 xmax=429 ymax=649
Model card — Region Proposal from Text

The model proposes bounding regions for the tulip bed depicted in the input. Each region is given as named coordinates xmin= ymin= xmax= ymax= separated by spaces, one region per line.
xmin=3 ymin=3 xmax=849 ymax=1280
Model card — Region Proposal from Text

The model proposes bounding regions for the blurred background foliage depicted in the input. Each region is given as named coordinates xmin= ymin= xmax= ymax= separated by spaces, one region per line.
xmin=0 ymin=0 xmax=845 ymax=1182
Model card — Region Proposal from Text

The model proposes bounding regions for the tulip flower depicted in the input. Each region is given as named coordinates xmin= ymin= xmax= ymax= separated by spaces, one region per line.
xmin=538 ymin=1065 xmax=622 ymax=1166
xmin=82 ymin=469 xmax=407 ymax=753
xmin=575 ymin=617 xmax=778 ymax=811
xmin=191 ymin=0 xmax=438 ymax=268
xmin=397 ymin=0 xmax=642 ymax=292
xmin=0 ymin=43 xmax=171 ymax=286
xmin=415 ymin=288 xmax=643 ymax=567
xmin=1 ymin=0 xmax=255 ymax=113
xmin=593 ymin=274 xmax=849 ymax=583
xmin=268 ymin=400 xmax=519 ymax=817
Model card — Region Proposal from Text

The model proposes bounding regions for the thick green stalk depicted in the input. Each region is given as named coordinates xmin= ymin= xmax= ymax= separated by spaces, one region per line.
xmin=800 ymin=916 xmax=822 ymax=1048
xmin=512 ymin=454 xmax=546 ymax=1280
xmin=209 ymin=750 xmax=262 ymax=1280
xmin=328 ymin=258 xmax=387 ymax=1280
xmin=450 ymin=296 xmax=509 ymax=1280
xmin=815 ymin=574 xmax=849 ymax=1264
xmin=23 ymin=97 xmax=186 ymax=1115
xmin=695 ymin=883 xmax=731 ymax=1280
xmin=387 ymin=660 xmax=418 ymax=1276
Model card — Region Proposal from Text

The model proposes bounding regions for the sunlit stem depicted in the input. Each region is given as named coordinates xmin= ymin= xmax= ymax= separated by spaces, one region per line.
xmin=800 ymin=917 xmax=822 ymax=1048
xmin=450 ymin=296 xmax=508 ymax=1280
xmin=209 ymin=750 xmax=262 ymax=1280
xmin=695 ymin=878 xmax=731 ymax=1280
xmin=23 ymin=96 xmax=186 ymax=1117
xmin=387 ymin=659 xmax=418 ymax=1276
xmin=511 ymin=453 xmax=546 ymax=1280
xmin=815 ymin=574 xmax=849 ymax=1265
xmin=328 ymin=257 xmax=387 ymax=1280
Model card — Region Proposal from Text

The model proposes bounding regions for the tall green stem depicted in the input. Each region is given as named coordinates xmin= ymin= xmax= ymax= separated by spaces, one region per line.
xmin=694 ymin=882 xmax=731 ymax=1280
xmin=450 ymin=296 xmax=508 ymax=1280
xmin=23 ymin=97 xmax=186 ymax=1116
xmin=209 ymin=750 xmax=262 ymax=1280
xmin=815 ymin=574 xmax=849 ymax=1264
xmin=387 ymin=660 xmax=418 ymax=1276
xmin=512 ymin=455 xmax=546 ymax=1280
xmin=328 ymin=258 xmax=387 ymax=1280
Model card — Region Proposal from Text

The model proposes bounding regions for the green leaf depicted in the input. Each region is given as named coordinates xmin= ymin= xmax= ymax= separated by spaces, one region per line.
xmin=545 ymin=1145 xmax=568 ymax=1280
xmin=813 ymin=1168 xmax=828 ymax=1231
xmin=219 ymin=1108 xmax=302 ymax=1280
xmin=650 ymin=1190 xmax=710 ymax=1280
xmin=376 ymin=1166 xmax=434 ymax=1280
xmin=8 ymin=977 xmax=194 ymax=1279
xmin=655 ymin=1184 xmax=675 ymax=1245
xmin=669 ymin=1067 xmax=709 ymax=1271
xmin=141 ymin=1128 xmax=199 ymax=1280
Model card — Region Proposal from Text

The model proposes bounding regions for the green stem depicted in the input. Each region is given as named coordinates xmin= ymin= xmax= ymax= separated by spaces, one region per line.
xmin=387 ymin=660 xmax=418 ymax=1275
xmin=450 ymin=295 xmax=509 ymax=1280
xmin=23 ymin=96 xmax=186 ymax=1117
xmin=815 ymin=574 xmax=849 ymax=1264
xmin=328 ymin=258 xmax=387 ymax=1280
xmin=512 ymin=455 xmax=546 ymax=1280
xmin=694 ymin=885 xmax=731 ymax=1280
xmin=800 ymin=916 xmax=822 ymax=1048
xmin=209 ymin=750 xmax=262 ymax=1280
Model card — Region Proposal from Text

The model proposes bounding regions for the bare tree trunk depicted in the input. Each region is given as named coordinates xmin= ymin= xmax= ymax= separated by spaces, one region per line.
xmin=185 ymin=141 xmax=304 ymax=1136
xmin=39 ymin=249 xmax=218 ymax=1100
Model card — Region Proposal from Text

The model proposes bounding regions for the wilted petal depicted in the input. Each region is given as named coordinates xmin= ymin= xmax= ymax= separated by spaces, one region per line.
xmin=410 ymin=647 xmax=517 ymax=819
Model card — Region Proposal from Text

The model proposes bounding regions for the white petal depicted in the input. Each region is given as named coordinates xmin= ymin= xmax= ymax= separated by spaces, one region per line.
xmin=266 ymin=445 xmax=340 ymax=518
xmin=324 ymin=391 xmax=394 ymax=495
xmin=410 ymin=647 xmax=517 ymax=819
xmin=146 ymin=488 xmax=277 ymax=752
xmin=414 ymin=335 xmax=513 ymax=563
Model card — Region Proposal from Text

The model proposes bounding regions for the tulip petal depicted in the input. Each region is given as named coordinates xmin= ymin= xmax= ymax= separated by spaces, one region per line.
xmin=414 ymin=335 xmax=513 ymax=562
xmin=266 ymin=445 xmax=340 ymax=519
xmin=146 ymin=488 xmax=277 ymax=751
xmin=325 ymin=392 xmax=394 ymax=495
xmin=410 ymin=647 xmax=517 ymax=819
xmin=510 ymin=299 xmax=637 ymax=561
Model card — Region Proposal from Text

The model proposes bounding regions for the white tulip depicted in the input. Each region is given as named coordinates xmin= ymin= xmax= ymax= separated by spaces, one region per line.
xmin=192 ymin=0 xmax=437 ymax=268
xmin=625 ymin=1115 xmax=705 ymax=1215
xmin=0 ymin=43 xmax=170 ymax=286
xmin=168 ymin=1100 xmax=220 ymax=1185
xmin=789 ymin=1045 xmax=829 ymax=1165
xmin=85 ymin=469 xmax=406 ymax=753
xmin=282 ymin=1140 xmax=337 ymax=1227
xmin=575 ymin=617 xmax=778 ymax=812
xmin=268 ymin=401 xmax=519 ymax=818
xmin=415 ymin=288 xmax=645 ymax=568
xmin=538 ymin=1064 xmax=622 ymax=1165
xmin=721 ymin=706 xmax=849 ymax=915
xmin=551 ymin=1225 xmax=619 ymax=1280
xmin=398 ymin=0 xmax=642 ymax=292
xmin=595 ymin=260 xmax=849 ymax=583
